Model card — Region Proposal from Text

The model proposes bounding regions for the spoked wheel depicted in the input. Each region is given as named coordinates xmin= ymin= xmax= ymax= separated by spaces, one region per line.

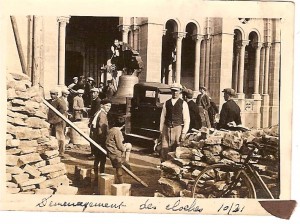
xmin=192 ymin=164 xmax=256 ymax=198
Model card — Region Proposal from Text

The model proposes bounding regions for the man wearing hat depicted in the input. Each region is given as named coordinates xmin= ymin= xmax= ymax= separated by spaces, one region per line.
xmin=73 ymin=89 xmax=86 ymax=121
xmin=84 ymin=77 xmax=95 ymax=107
xmin=185 ymin=89 xmax=201 ymax=132
xmin=88 ymin=88 xmax=102 ymax=158
xmin=47 ymin=88 xmax=67 ymax=156
xmin=90 ymin=99 xmax=112 ymax=184
xmin=196 ymin=86 xmax=211 ymax=128
xmin=218 ymin=88 xmax=241 ymax=129
xmin=159 ymin=83 xmax=190 ymax=162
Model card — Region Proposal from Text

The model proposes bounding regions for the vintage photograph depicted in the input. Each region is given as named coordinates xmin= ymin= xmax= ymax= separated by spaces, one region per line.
xmin=1 ymin=0 xmax=296 ymax=219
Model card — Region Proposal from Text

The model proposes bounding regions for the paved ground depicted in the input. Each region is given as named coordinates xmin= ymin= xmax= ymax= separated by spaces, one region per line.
xmin=61 ymin=142 xmax=161 ymax=197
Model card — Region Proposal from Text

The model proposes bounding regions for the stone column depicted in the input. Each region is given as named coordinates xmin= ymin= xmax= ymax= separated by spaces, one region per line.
xmin=204 ymin=35 xmax=211 ymax=88
xmin=253 ymin=42 xmax=263 ymax=96
xmin=236 ymin=40 xmax=249 ymax=126
xmin=193 ymin=34 xmax=202 ymax=91
xmin=119 ymin=25 xmax=130 ymax=44
xmin=237 ymin=40 xmax=249 ymax=96
xmin=132 ymin=25 xmax=139 ymax=50
xmin=261 ymin=42 xmax=272 ymax=128
xmin=173 ymin=32 xmax=186 ymax=84
xmin=233 ymin=45 xmax=240 ymax=92
xmin=57 ymin=16 xmax=70 ymax=86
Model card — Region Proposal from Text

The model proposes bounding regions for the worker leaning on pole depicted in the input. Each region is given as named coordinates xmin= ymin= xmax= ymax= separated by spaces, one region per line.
xmin=159 ymin=83 xmax=190 ymax=162
xmin=47 ymin=88 xmax=67 ymax=157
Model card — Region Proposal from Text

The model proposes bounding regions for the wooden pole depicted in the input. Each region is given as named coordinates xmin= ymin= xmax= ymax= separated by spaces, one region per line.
xmin=43 ymin=99 xmax=148 ymax=187
xmin=10 ymin=16 xmax=27 ymax=74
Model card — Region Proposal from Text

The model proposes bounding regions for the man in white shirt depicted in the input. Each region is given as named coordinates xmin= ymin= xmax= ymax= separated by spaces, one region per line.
xmin=159 ymin=83 xmax=190 ymax=162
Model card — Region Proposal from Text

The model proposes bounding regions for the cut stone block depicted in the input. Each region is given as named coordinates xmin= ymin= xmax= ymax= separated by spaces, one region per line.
xmin=204 ymin=135 xmax=223 ymax=145
xmin=6 ymin=155 xmax=19 ymax=166
xmin=6 ymin=166 xmax=23 ymax=175
xmin=46 ymin=157 xmax=61 ymax=165
xmin=222 ymin=149 xmax=241 ymax=163
xmin=7 ymin=181 xmax=18 ymax=188
xmin=161 ymin=161 xmax=182 ymax=175
xmin=20 ymin=147 xmax=36 ymax=155
xmin=20 ymin=184 xmax=37 ymax=191
xmin=222 ymin=132 xmax=244 ymax=150
xmin=6 ymin=139 xmax=20 ymax=148
xmin=26 ymin=117 xmax=50 ymax=129
xmin=190 ymin=161 xmax=208 ymax=168
xmin=99 ymin=173 xmax=115 ymax=195
xmin=6 ymin=173 xmax=12 ymax=181
xmin=55 ymin=185 xmax=78 ymax=195
xmin=46 ymin=169 xmax=66 ymax=179
xmin=38 ymin=175 xmax=69 ymax=189
xmin=158 ymin=177 xmax=184 ymax=197
xmin=20 ymin=177 xmax=47 ymax=187
xmin=10 ymin=72 xmax=30 ymax=81
xmin=23 ymin=164 xmax=41 ymax=178
xmin=111 ymin=184 xmax=131 ymax=196
xmin=34 ymin=188 xmax=54 ymax=194
xmin=18 ymin=153 xmax=43 ymax=165
xmin=203 ymin=150 xmax=221 ymax=164
xmin=19 ymin=140 xmax=38 ymax=147
xmin=191 ymin=169 xmax=201 ymax=178
xmin=7 ymin=88 xmax=17 ymax=100
xmin=12 ymin=99 xmax=26 ymax=106
xmin=172 ymin=158 xmax=191 ymax=167
xmin=41 ymin=150 xmax=60 ymax=160
xmin=6 ymin=148 xmax=21 ymax=155
xmin=206 ymin=145 xmax=223 ymax=155
xmin=175 ymin=147 xmax=193 ymax=159
xmin=6 ymin=134 xmax=14 ymax=140
xmin=12 ymin=173 xmax=30 ymax=184
xmin=33 ymin=160 xmax=47 ymax=168
xmin=7 ymin=187 xmax=20 ymax=194
xmin=7 ymin=123 xmax=16 ymax=135
xmin=38 ymin=163 xmax=66 ymax=174
xmin=15 ymin=127 xmax=42 ymax=140
xmin=180 ymin=189 xmax=193 ymax=197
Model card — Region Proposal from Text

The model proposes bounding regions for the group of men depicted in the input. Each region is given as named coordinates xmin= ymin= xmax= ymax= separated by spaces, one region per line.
xmin=47 ymin=81 xmax=242 ymax=184
xmin=159 ymin=83 xmax=242 ymax=162
xmin=47 ymin=87 xmax=131 ymax=185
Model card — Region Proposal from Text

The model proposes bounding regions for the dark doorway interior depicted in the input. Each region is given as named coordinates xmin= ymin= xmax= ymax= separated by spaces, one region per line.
xmin=65 ymin=51 xmax=83 ymax=86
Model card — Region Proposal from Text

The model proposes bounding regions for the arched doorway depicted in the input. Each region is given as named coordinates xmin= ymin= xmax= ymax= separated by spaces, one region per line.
xmin=244 ymin=31 xmax=258 ymax=98
xmin=181 ymin=22 xmax=197 ymax=89
xmin=65 ymin=16 xmax=121 ymax=87
xmin=161 ymin=20 xmax=177 ymax=84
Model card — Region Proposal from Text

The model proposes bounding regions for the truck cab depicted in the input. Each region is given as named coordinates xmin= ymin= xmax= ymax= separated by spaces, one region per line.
xmin=125 ymin=82 xmax=172 ymax=141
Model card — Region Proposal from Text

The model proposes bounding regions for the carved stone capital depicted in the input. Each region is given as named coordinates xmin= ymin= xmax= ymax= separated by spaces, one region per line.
xmin=173 ymin=32 xmax=186 ymax=40
xmin=57 ymin=16 xmax=70 ymax=24
xmin=252 ymin=42 xmax=263 ymax=49
xmin=118 ymin=25 xmax=131 ymax=33
xmin=237 ymin=40 xmax=250 ymax=48
xmin=264 ymin=42 xmax=272 ymax=48
xmin=192 ymin=34 xmax=204 ymax=41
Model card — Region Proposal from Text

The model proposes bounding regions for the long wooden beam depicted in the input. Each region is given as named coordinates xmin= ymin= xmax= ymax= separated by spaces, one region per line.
xmin=10 ymin=16 xmax=27 ymax=74
xmin=43 ymin=99 xmax=148 ymax=187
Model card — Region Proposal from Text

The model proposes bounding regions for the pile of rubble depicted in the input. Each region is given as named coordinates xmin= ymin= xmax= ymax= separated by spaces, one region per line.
xmin=157 ymin=125 xmax=279 ymax=198
xmin=6 ymin=72 xmax=77 ymax=194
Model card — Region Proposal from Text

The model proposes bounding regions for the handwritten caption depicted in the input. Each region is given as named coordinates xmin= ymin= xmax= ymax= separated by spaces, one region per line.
xmin=36 ymin=195 xmax=245 ymax=214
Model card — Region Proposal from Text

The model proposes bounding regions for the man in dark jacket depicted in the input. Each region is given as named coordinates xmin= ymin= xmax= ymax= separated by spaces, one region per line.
xmin=89 ymin=88 xmax=102 ymax=157
xmin=185 ymin=89 xmax=201 ymax=132
xmin=47 ymin=88 xmax=67 ymax=156
xmin=218 ymin=88 xmax=242 ymax=129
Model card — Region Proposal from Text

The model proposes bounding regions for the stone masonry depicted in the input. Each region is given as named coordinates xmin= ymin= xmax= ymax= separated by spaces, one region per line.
xmin=6 ymin=72 xmax=77 ymax=194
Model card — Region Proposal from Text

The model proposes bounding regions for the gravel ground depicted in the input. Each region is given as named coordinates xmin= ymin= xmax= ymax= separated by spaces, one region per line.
xmin=62 ymin=143 xmax=161 ymax=197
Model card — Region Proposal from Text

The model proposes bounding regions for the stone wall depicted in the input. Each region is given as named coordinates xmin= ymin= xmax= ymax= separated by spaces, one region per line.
xmin=157 ymin=126 xmax=279 ymax=198
xmin=6 ymin=72 xmax=77 ymax=194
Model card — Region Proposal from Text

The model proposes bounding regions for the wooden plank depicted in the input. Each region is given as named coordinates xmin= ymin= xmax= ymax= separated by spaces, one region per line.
xmin=43 ymin=99 xmax=148 ymax=187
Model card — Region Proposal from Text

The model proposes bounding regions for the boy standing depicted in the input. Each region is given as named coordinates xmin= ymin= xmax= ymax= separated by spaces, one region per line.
xmin=106 ymin=121 xmax=132 ymax=184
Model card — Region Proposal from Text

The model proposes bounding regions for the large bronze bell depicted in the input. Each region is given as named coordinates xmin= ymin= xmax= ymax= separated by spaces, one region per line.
xmin=111 ymin=73 xmax=139 ymax=105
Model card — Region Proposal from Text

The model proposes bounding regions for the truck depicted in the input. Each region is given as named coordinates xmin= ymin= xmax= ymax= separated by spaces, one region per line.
xmin=109 ymin=82 xmax=172 ymax=143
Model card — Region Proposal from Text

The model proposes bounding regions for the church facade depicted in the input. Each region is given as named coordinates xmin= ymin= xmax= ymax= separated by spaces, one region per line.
xmin=6 ymin=16 xmax=281 ymax=128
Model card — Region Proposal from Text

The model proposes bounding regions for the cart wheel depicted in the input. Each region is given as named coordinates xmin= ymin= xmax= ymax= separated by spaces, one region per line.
xmin=192 ymin=164 xmax=256 ymax=198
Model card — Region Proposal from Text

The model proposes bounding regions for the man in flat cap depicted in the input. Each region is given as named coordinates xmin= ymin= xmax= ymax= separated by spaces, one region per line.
xmin=159 ymin=83 xmax=190 ymax=162
xmin=218 ymin=88 xmax=242 ymax=129
xmin=185 ymin=89 xmax=201 ymax=132
xmin=47 ymin=88 xmax=67 ymax=156
xmin=73 ymin=89 xmax=86 ymax=121
xmin=84 ymin=77 xmax=95 ymax=107
xmin=90 ymin=99 xmax=112 ymax=184
xmin=88 ymin=88 xmax=102 ymax=158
